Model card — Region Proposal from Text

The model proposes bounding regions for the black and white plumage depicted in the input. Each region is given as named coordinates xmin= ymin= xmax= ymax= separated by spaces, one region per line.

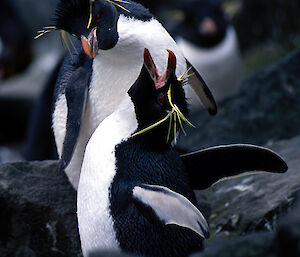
xmin=78 ymin=49 xmax=209 ymax=257
xmin=173 ymin=0 xmax=242 ymax=103
xmin=51 ymin=0 xmax=217 ymax=189
xmin=77 ymin=49 xmax=287 ymax=257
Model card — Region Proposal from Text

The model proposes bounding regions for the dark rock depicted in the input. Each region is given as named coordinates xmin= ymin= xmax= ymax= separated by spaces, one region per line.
xmin=198 ymin=135 xmax=300 ymax=237
xmin=0 ymin=161 xmax=82 ymax=257
xmin=191 ymin=135 xmax=300 ymax=257
xmin=180 ymin=49 xmax=300 ymax=150
xmin=190 ymin=232 xmax=275 ymax=257
xmin=88 ymin=250 xmax=136 ymax=257
xmin=275 ymin=190 xmax=300 ymax=257
xmin=190 ymin=191 xmax=300 ymax=257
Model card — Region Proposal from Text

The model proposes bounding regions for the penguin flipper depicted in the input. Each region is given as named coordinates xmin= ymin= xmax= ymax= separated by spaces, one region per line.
xmin=58 ymin=65 xmax=90 ymax=171
xmin=180 ymin=144 xmax=288 ymax=190
xmin=185 ymin=59 xmax=217 ymax=115
xmin=132 ymin=184 xmax=209 ymax=238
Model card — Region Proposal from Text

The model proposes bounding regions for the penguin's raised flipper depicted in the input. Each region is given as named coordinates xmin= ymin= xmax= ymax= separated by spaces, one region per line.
xmin=132 ymin=184 xmax=209 ymax=238
xmin=180 ymin=144 xmax=288 ymax=190
xmin=186 ymin=59 xmax=217 ymax=115
xmin=58 ymin=64 xmax=91 ymax=172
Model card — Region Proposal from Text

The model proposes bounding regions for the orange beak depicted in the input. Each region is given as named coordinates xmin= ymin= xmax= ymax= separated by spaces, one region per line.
xmin=81 ymin=27 xmax=98 ymax=59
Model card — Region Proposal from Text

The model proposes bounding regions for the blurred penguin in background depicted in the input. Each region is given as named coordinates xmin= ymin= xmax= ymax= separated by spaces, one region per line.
xmin=0 ymin=0 xmax=32 ymax=80
xmin=173 ymin=0 xmax=242 ymax=105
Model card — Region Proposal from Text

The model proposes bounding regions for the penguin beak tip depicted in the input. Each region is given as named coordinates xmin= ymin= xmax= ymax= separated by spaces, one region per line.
xmin=81 ymin=28 xmax=98 ymax=59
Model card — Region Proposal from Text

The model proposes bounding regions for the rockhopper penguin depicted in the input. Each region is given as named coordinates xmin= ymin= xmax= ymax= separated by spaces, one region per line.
xmin=49 ymin=0 xmax=217 ymax=189
xmin=173 ymin=0 xmax=242 ymax=103
xmin=77 ymin=49 xmax=209 ymax=257
xmin=77 ymin=49 xmax=288 ymax=257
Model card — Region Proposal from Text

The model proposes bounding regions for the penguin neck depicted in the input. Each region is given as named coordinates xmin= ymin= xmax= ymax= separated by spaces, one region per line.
xmin=80 ymin=93 xmax=138 ymax=191
xmin=130 ymin=126 xmax=172 ymax=151
xmin=77 ymin=93 xmax=138 ymax=253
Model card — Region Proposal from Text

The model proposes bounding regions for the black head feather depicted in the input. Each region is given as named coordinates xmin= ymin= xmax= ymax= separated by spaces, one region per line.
xmin=54 ymin=0 xmax=90 ymax=32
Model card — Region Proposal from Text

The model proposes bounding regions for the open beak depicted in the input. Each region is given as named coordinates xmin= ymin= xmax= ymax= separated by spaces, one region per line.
xmin=143 ymin=48 xmax=176 ymax=90
xmin=81 ymin=27 xmax=98 ymax=59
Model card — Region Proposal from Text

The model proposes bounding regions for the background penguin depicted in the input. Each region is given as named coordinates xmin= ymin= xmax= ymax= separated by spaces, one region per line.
xmin=49 ymin=0 xmax=217 ymax=189
xmin=173 ymin=0 xmax=242 ymax=103
xmin=77 ymin=49 xmax=287 ymax=257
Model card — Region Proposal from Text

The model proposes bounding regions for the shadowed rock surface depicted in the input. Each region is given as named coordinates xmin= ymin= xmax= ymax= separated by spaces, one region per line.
xmin=180 ymin=49 xmax=300 ymax=151
xmin=191 ymin=190 xmax=300 ymax=257
xmin=198 ymin=135 xmax=300 ymax=237
xmin=189 ymin=135 xmax=300 ymax=257
xmin=0 ymin=161 xmax=81 ymax=257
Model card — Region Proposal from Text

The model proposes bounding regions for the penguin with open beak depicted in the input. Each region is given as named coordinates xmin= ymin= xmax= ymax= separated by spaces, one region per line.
xmin=77 ymin=49 xmax=287 ymax=257
xmin=50 ymin=0 xmax=217 ymax=189
xmin=77 ymin=49 xmax=209 ymax=257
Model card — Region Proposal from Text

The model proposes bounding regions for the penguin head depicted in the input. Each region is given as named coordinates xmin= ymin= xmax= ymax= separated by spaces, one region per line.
xmin=54 ymin=0 xmax=119 ymax=57
xmin=178 ymin=0 xmax=227 ymax=47
xmin=128 ymin=49 xmax=189 ymax=145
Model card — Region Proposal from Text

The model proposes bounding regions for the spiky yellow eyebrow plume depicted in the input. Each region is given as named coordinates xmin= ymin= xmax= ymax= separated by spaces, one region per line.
xmin=34 ymin=26 xmax=57 ymax=39
xmin=131 ymin=113 xmax=172 ymax=138
xmin=106 ymin=0 xmax=131 ymax=13
xmin=131 ymin=84 xmax=195 ymax=142
xmin=60 ymin=30 xmax=78 ymax=56
xmin=87 ymin=0 xmax=95 ymax=29
xmin=177 ymin=66 xmax=193 ymax=82
xmin=35 ymin=26 xmax=77 ymax=57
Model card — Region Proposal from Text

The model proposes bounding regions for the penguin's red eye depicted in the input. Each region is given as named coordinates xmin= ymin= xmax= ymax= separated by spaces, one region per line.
xmin=96 ymin=14 xmax=101 ymax=22
xmin=157 ymin=93 xmax=164 ymax=106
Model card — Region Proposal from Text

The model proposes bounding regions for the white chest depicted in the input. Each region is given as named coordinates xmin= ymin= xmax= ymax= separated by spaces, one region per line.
xmin=77 ymin=95 xmax=137 ymax=256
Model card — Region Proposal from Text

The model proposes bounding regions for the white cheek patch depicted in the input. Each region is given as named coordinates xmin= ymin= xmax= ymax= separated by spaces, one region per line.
xmin=132 ymin=184 xmax=209 ymax=238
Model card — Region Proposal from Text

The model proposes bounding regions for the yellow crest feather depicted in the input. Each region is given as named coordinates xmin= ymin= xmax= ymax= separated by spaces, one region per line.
xmin=131 ymin=84 xmax=195 ymax=143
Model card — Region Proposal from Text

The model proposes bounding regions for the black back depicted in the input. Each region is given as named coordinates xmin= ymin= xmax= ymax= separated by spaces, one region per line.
xmin=110 ymin=139 xmax=204 ymax=257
